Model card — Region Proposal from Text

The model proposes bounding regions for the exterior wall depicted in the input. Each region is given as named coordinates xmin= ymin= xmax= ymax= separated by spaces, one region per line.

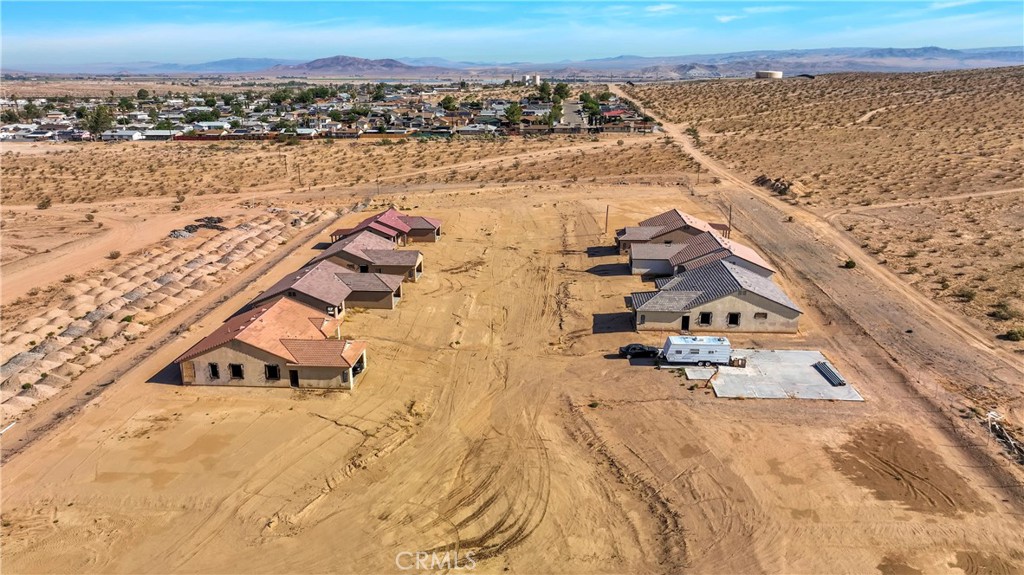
xmin=326 ymin=254 xmax=364 ymax=271
xmin=630 ymin=258 xmax=674 ymax=277
xmin=634 ymin=310 xmax=684 ymax=331
xmin=407 ymin=229 xmax=439 ymax=243
xmin=179 ymin=340 xmax=353 ymax=389
xmin=328 ymin=254 xmax=423 ymax=282
xmin=346 ymin=290 xmax=396 ymax=309
xmin=635 ymin=293 xmax=799 ymax=333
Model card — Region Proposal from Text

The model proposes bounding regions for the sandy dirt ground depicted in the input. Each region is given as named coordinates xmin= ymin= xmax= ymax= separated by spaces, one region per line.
xmin=2 ymin=73 xmax=1023 ymax=574
xmin=2 ymin=182 xmax=1023 ymax=574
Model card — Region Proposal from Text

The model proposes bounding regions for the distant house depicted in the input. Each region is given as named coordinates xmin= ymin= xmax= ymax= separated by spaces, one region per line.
xmin=330 ymin=208 xmax=442 ymax=244
xmin=174 ymin=298 xmax=368 ymax=390
xmin=615 ymin=209 xmax=718 ymax=254
xmin=330 ymin=208 xmax=412 ymax=245
xmin=142 ymin=129 xmax=181 ymax=141
xmin=629 ymin=231 xmax=775 ymax=278
xmin=630 ymin=260 xmax=801 ymax=333
xmin=101 ymin=130 xmax=143 ymax=141
xmin=312 ymin=230 xmax=424 ymax=282
xmin=251 ymin=259 xmax=405 ymax=312
xmin=398 ymin=213 xmax=442 ymax=243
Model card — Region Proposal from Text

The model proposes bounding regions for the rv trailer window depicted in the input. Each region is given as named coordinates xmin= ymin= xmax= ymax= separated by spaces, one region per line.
xmin=689 ymin=349 xmax=699 ymax=354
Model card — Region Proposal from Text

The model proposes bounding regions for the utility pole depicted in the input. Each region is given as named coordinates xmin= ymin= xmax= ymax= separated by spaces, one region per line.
xmin=727 ymin=204 xmax=733 ymax=239
xmin=605 ymin=204 xmax=610 ymax=235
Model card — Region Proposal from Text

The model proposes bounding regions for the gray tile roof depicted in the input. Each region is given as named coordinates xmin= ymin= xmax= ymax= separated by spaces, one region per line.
xmin=253 ymin=260 xmax=353 ymax=307
xmin=311 ymin=230 xmax=396 ymax=264
xmin=654 ymin=260 xmax=800 ymax=312
xmin=617 ymin=226 xmax=661 ymax=241
xmin=631 ymin=290 xmax=702 ymax=312
xmin=335 ymin=272 xmax=403 ymax=292
xmin=362 ymin=249 xmax=421 ymax=266
xmin=631 ymin=243 xmax=688 ymax=260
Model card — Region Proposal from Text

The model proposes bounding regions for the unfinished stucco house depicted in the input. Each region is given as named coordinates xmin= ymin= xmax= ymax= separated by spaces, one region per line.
xmin=615 ymin=209 xmax=718 ymax=255
xmin=629 ymin=231 xmax=776 ymax=278
xmin=251 ymin=260 xmax=405 ymax=313
xmin=312 ymin=230 xmax=424 ymax=282
xmin=629 ymin=260 xmax=801 ymax=333
xmin=329 ymin=208 xmax=442 ymax=244
xmin=174 ymin=298 xmax=368 ymax=390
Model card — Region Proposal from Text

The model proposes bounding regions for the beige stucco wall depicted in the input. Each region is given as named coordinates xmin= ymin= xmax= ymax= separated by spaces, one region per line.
xmin=635 ymin=292 xmax=800 ymax=333
xmin=630 ymin=258 xmax=674 ymax=277
xmin=347 ymin=290 xmax=396 ymax=309
xmin=327 ymin=254 xmax=423 ymax=283
xmin=634 ymin=310 xmax=683 ymax=331
xmin=180 ymin=340 xmax=356 ymax=389
xmin=407 ymin=229 xmax=439 ymax=242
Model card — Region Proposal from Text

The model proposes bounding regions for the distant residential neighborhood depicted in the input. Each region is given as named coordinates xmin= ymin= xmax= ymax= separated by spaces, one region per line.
xmin=0 ymin=80 xmax=657 ymax=142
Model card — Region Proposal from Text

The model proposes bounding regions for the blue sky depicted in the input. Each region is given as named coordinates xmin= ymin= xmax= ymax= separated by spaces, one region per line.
xmin=2 ymin=1 xmax=1022 ymax=70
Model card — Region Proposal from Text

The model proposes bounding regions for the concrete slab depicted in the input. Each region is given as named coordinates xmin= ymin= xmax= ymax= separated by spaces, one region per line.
xmin=683 ymin=367 xmax=717 ymax=380
xmin=712 ymin=349 xmax=863 ymax=401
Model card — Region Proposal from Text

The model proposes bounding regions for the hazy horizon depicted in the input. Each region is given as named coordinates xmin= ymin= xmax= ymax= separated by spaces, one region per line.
xmin=3 ymin=1 xmax=1023 ymax=72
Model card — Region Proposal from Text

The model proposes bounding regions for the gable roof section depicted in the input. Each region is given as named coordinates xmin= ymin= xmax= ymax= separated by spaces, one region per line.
xmin=361 ymin=248 xmax=422 ymax=266
xmin=655 ymin=260 xmax=799 ymax=312
xmin=398 ymin=214 xmax=442 ymax=230
xmin=631 ymin=290 xmax=702 ymax=312
xmin=638 ymin=209 xmax=715 ymax=236
xmin=627 ymin=230 xmax=775 ymax=274
xmin=330 ymin=208 xmax=420 ymax=240
xmin=617 ymin=226 xmax=661 ymax=241
xmin=334 ymin=271 xmax=404 ymax=292
xmin=254 ymin=260 xmax=354 ymax=307
xmin=175 ymin=298 xmax=332 ymax=364
xmin=312 ymin=230 xmax=397 ymax=264
xmin=280 ymin=339 xmax=366 ymax=368
xmin=630 ymin=243 xmax=689 ymax=260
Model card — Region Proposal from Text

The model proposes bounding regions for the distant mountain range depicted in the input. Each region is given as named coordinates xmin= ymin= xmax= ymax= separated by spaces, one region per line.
xmin=5 ymin=46 xmax=1021 ymax=78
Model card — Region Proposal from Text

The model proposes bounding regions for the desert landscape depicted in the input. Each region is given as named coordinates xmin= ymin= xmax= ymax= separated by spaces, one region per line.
xmin=2 ymin=68 xmax=1023 ymax=575
xmin=623 ymin=67 xmax=1024 ymax=340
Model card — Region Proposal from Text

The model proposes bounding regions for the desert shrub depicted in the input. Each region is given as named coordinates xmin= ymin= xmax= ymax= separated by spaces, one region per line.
xmin=36 ymin=196 xmax=52 ymax=209
xmin=989 ymin=301 xmax=1021 ymax=321
xmin=84 ymin=213 xmax=94 ymax=222
xmin=1003 ymin=328 xmax=1024 ymax=342
xmin=843 ymin=259 xmax=857 ymax=269
xmin=107 ymin=250 xmax=121 ymax=259
xmin=953 ymin=288 xmax=976 ymax=302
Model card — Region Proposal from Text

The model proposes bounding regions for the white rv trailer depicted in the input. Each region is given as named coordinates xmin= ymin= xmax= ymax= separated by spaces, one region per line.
xmin=660 ymin=335 xmax=732 ymax=366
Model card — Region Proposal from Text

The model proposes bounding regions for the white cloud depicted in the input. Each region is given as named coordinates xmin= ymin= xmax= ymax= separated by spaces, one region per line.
xmin=645 ymin=4 xmax=677 ymax=13
xmin=715 ymin=15 xmax=742 ymax=23
xmin=743 ymin=6 xmax=796 ymax=15
xmin=929 ymin=0 xmax=980 ymax=9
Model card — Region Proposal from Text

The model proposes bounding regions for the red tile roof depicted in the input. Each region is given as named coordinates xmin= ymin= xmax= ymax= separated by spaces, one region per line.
xmin=174 ymin=298 xmax=366 ymax=366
